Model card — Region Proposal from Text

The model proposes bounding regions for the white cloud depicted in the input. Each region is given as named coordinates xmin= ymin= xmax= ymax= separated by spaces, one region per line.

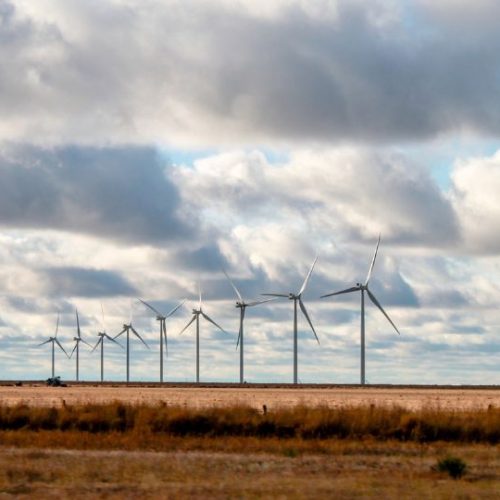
xmin=175 ymin=148 xmax=459 ymax=248
xmin=451 ymin=151 xmax=500 ymax=253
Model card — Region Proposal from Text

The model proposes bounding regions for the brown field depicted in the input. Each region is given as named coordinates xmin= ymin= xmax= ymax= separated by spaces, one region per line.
xmin=1 ymin=383 xmax=499 ymax=409
xmin=0 ymin=443 xmax=498 ymax=498
xmin=0 ymin=384 xmax=498 ymax=498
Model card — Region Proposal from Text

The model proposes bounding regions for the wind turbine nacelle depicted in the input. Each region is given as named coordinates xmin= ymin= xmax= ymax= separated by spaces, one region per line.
xmin=288 ymin=293 xmax=296 ymax=300
xmin=123 ymin=324 xmax=129 ymax=329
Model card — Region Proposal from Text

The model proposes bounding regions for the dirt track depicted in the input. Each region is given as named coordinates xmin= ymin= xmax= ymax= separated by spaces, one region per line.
xmin=0 ymin=384 xmax=498 ymax=410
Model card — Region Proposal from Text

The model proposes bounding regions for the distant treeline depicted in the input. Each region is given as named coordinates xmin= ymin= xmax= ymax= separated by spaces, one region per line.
xmin=0 ymin=403 xmax=498 ymax=445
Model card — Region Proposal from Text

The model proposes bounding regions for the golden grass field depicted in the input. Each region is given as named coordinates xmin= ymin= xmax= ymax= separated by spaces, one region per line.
xmin=2 ymin=383 xmax=499 ymax=410
xmin=0 ymin=384 xmax=498 ymax=498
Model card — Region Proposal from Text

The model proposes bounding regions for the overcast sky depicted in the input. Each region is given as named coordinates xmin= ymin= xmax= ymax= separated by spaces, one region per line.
xmin=1 ymin=0 xmax=500 ymax=384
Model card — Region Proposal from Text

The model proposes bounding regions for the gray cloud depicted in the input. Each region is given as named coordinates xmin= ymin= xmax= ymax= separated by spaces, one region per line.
xmin=43 ymin=266 xmax=137 ymax=298
xmin=1 ymin=1 xmax=500 ymax=145
xmin=0 ymin=145 xmax=190 ymax=244
xmin=173 ymin=245 xmax=229 ymax=273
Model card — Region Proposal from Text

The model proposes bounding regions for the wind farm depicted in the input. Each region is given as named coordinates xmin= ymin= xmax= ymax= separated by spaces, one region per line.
xmin=27 ymin=240 xmax=410 ymax=385
xmin=3 ymin=1 xmax=500 ymax=495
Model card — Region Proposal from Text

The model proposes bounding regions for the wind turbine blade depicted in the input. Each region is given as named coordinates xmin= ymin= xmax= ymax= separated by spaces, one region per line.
xmin=236 ymin=307 xmax=246 ymax=350
xmin=198 ymin=282 xmax=202 ymax=309
xmin=105 ymin=333 xmax=124 ymax=348
xmin=100 ymin=302 xmax=107 ymax=332
xmin=261 ymin=293 xmax=288 ymax=298
xmin=365 ymin=234 xmax=381 ymax=286
xmin=163 ymin=322 xmax=168 ymax=358
xmin=299 ymin=255 xmax=318 ymax=296
xmin=179 ymin=315 xmax=196 ymax=335
xmin=113 ymin=328 xmax=127 ymax=340
xmin=321 ymin=286 xmax=361 ymax=298
xmin=139 ymin=298 xmax=163 ymax=317
xmin=130 ymin=325 xmax=150 ymax=349
xmin=91 ymin=337 xmax=103 ymax=353
xmin=81 ymin=339 xmax=93 ymax=348
xmin=76 ymin=309 xmax=81 ymax=338
xmin=38 ymin=339 xmax=52 ymax=347
xmin=55 ymin=338 xmax=69 ymax=358
xmin=165 ymin=299 xmax=186 ymax=318
xmin=55 ymin=313 xmax=60 ymax=338
xmin=129 ymin=297 xmax=134 ymax=325
xmin=200 ymin=311 xmax=226 ymax=334
xmin=299 ymin=298 xmax=320 ymax=344
xmin=366 ymin=289 xmax=400 ymax=335
xmin=246 ymin=298 xmax=278 ymax=307
xmin=69 ymin=343 xmax=77 ymax=359
xmin=223 ymin=269 xmax=243 ymax=302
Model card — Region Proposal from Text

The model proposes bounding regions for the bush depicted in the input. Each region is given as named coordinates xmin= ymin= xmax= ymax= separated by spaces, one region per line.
xmin=436 ymin=456 xmax=467 ymax=479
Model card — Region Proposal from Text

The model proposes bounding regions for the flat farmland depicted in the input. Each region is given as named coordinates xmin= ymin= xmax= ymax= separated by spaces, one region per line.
xmin=1 ymin=383 xmax=499 ymax=409
xmin=0 ymin=384 xmax=499 ymax=498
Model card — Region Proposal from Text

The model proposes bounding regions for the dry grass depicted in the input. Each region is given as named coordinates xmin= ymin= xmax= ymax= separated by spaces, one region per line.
xmin=0 ymin=402 xmax=498 ymax=447
xmin=0 ymin=443 xmax=498 ymax=498
xmin=0 ymin=402 xmax=498 ymax=497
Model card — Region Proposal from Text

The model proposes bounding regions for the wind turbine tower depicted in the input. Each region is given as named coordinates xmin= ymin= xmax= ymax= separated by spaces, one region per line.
xmin=92 ymin=331 xmax=122 ymax=382
xmin=321 ymin=236 xmax=400 ymax=385
xmin=223 ymin=270 xmax=275 ymax=383
xmin=139 ymin=298 xmax=185 ymax=382
xmin=263 ymin=256 xmax=320 ymax=385
xmin=114 ymin=316 xmax=149 ymax=382
xmin=70 ymin=309 xmax=92 ymax=381
xmin=38 ymin=313 xmax=69 ymax=378
xmin=178 ymin=284 xmax=227 ymax=383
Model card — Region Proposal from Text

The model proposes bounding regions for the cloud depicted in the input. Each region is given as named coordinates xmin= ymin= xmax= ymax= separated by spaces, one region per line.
xmin=175 ymin=148 xmax=460 ymax=248
xmin=451 ymin=151 xmax=500 ymax=253
xmin=2 ymin=0 xmax=500 ymax=146
xmin=43 ymin=266 xmax=137 ymax=298
xmin=0 ymin=145 xmax=190 ymax=244
xmin=172 ymin=244 xmax=229 ymax=273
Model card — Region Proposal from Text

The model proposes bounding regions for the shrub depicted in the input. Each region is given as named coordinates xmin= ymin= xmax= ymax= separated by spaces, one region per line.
xmin=436 ymin=456 xmax=467 ymax=479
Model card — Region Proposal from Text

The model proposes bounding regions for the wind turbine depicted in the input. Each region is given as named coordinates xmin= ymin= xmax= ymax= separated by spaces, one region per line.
xmin=113 ymin=303 xmax=149 ymax=382
xmin=69 ymin=309 xmax=92 ymax=381
xmin=178 ymin=284 xmax=227 ymax=383
xmin=263 ymin=256 xmax=320 ymax=385
xmin=38 ymin=313 xmax=69 ymax=378
xmin=223 ymin=270 xmax=275 ymax=384
xmin=91 ymin=331 xmax=123 ymax=382
xmin=91 ymin=304 xmax=123 ymax=382
xmin=320 ymin=236 xmax=400 ymax=385
xmin=139 ymin=298 xmax=185 ymax=382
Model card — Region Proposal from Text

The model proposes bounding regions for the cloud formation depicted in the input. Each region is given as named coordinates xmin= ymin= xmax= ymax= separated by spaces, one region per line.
xmin=0 ymin=145 xmax=190 ymax=244
xmin=43 ymin=266 xmax=137 ymax=298
xmin=2 ymin=0 xmax=500 ymax=145
xmin=174 ymin=148 xmax=460 ymax=248
xmin=0 ymin=1 xmax=499 ymax=384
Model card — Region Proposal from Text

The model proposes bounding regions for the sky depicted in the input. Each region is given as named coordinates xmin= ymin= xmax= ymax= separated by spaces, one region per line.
xmin=1 ymin=0 xmax=500 ymax=384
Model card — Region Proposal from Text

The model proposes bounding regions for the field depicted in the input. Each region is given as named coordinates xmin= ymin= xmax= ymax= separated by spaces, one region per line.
xmin=0 ymin=383 xmax=498 ymax=498
xmin=2 ymin=382 xmax=499 ymax=409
